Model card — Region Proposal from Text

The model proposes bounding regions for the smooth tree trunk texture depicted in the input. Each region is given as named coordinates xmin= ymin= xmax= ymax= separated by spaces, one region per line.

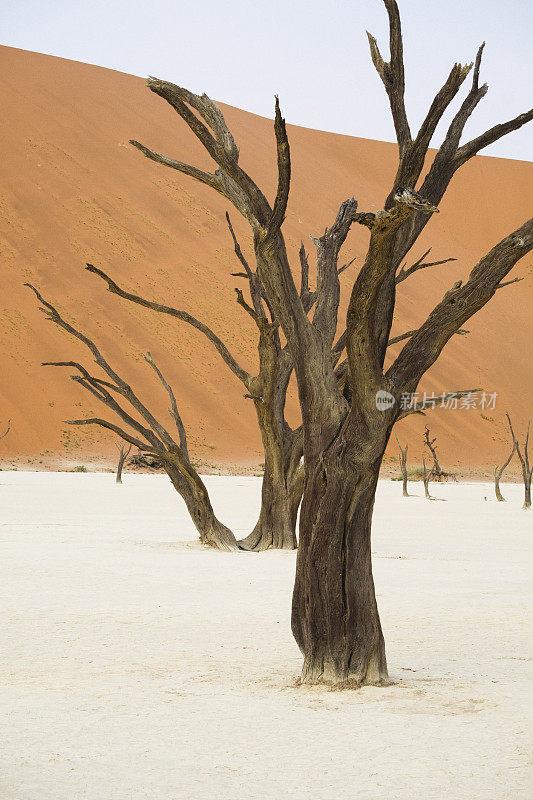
xmin=125 ymin=0 xmax=532 ymax=685
xmin=26 ymin=287 xmax=239 ymax=552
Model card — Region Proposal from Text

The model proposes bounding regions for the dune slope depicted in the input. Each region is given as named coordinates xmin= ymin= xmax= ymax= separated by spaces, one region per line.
xmin=0 ymin=45 xmax=532 ymax=474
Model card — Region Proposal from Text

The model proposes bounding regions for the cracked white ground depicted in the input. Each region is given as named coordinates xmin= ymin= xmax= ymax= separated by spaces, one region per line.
xmin=0 ymin=471 xmax=531 ymax=799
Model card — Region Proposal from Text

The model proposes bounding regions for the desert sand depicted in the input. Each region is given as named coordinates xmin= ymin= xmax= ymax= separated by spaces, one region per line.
xmin=0 ymin=45 xmax=532 ymax=476
xmin=1 ymin=470 xmax=531 ymax=799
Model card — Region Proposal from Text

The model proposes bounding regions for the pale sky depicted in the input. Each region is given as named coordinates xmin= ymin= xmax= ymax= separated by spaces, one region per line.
xmin=2 ymin=0 xmax=532 ymax=160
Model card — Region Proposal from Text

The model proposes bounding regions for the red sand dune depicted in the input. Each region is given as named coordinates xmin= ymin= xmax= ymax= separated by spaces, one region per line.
xmin=0 ymin=45 xmax=531 ymax=477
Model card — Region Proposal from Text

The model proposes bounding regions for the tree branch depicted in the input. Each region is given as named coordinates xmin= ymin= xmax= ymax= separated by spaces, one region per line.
xmin=495 ymin=276 xmax=523 ymax=290
xmin=141 ymin=79 xmax=272 ymax=228
xmin=85 ymin=264 xmax=252 ymax=388
xmin=26 ymin=284 xmax=178 ymax=449
xmin=311 ymin=197 xmax=359 ymax=349
xmin=397 ymin=388 xmax=481 ymax=420
xmin=367 ymin=0 xmax=411 ymax=158
xmin=396 ymin=248 xmax=457 ymax=283
xmin=42 ymin=362 xmax=164 ymax=449
xmin=346 ymin=189 xmax=438 ymax=401
xmin=143 ymin=351 xmax=189 ymax=456
xmin=129 ymin=140 xmax=221 ymax=191
xmin=388 ymin=328 xmax=468 ymax=347
xmin=268 ymin=96 xmax=291 ymax=236
xmin=455 ymin=108 xmax=533 ymax=168
xmin=65 ymin=417 xmax=157 ymax=452
xmin=388 ymin=218 xmax=533 ymax=393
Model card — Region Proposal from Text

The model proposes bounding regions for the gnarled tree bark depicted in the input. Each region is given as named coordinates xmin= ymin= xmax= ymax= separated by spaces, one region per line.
xmin=127 ymin=0 xmax=532 ymax=685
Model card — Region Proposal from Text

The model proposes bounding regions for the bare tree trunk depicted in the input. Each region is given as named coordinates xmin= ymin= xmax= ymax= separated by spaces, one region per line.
xmin=524 ymin=475 xmax=532 ymax=510
xmin=506 ymin=414 xmax=532 ymax=510
xmin=422 ymin=457 xmax=434 ymax=500
xmin=163 ymin=455 xmax=238 ymax=551
xmin=494 ymin=439 xmax=516 ymax=501
xmin=243 ymin=483 xmax=296 ymax=551
xmin=116 ymin=443 xmax=132 ymax=484
xmin=396 ymin=434 xmax=409 ymax=496
xmin=292 ymin=426 xmax=388 ymax=687
xmin=240 ymin=407 xmax=302 ymax=550
xmin=494 ymin=469 xmax=505 ymax=502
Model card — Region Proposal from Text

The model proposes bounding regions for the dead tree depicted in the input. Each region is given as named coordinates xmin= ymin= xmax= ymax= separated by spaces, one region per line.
xmin=86 ymin=210 xmax=356 ymax=550
xmin=507 ymin=413 xmax=532 ymax=509
xmin=494 ymin=429 xmax=516 ymax=502
xmin=116 ymin=443 xmax=132 ymax=484
xmin=0 ymin=420 xmax=10 ymax=441
xmin=422 ymin=457 xmax=434 ymax=500
xmin=423 ymin=425 xmax=457 ymax=482
xmin=26 ymin=285 xmax=239 ymax=551
xmin=395 ymin=434 xmax=409 ymax=496
xmin=126 ymin=0 xmax=532 ymax=685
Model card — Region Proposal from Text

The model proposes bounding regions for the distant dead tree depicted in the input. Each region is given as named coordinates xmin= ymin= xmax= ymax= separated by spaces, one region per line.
xmin=26 ymin=285 xmax=239 ymax=551
xmin=506 ymin=413 xmax=532 ymax=510
xmin=124 ymin=0 xmax=532 ymax=686
xmin=115 ymin=443 xmax=132 ymax=484
xmin=0 ymin=420 xmax=10 ymax=441
xmin=423 ymin=425 xmax=457 ymax=482
xmin=493 ymin=426 xmax=516 ymax=502
xmin=422 ymin=457 xmax=434 ymax=500
xmin=395 ymin=434 xmax=409 ymax=496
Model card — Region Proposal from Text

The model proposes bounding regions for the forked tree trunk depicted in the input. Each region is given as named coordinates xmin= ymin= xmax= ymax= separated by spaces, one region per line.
xmin=163 ymin=455 xmax=239 ymax=551
xmin=292 ymin=427 xmax=388 ymax=687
